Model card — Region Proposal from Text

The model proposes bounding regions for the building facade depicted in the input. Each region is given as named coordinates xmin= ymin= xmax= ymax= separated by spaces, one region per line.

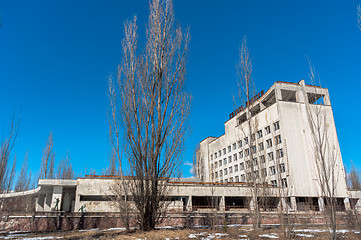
xmin=196 ymin=80 xmax=350 ymax=208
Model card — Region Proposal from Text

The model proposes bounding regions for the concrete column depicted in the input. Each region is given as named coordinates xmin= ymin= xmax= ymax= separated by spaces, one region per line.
xmin=186 ymin=196 xmax=192 ymax=211
xmin=278 ymin=197 xmax=287 ymax=212
xmin=249 ymin=196 xmax=256 ymax=211
xmin=36 ymin=194 xmax=45 ymax=212
xmin=290 ymin=197 xmax=297 ymax=211
xmin=44 ymin=193 xmax=52 ymax=211
xmin=51 ymin=186 xmax=63 ymax=211
xmin=318 ymin=197 xmax=325 ymax=211
xmin=219 ymin=196 xmax=225 ymax=211
xmin=275 ymin=87 xmax=282 ymax=102
xmin=344 ymin=198 xmax=351 ymax=211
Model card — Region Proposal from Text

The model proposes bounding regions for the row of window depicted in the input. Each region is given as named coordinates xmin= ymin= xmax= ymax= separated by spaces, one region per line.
xmin=214 ymin=176 xmax=288 ymax=188
xmin=213 ymin=163 xmax=286 ymax=179
xmin=211 ymin=121 xmax=280 ymax=160
xmin=212 ymin=148 xmax=284 ymax=169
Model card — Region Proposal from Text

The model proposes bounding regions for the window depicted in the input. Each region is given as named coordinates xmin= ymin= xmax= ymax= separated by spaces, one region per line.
xmin=219 ymin=160 xmax=222 ymax=167
xmin=279 ymin=163 xmax=286 ymax=173
xmin=254 ymin=170 xmax=259 ymax=179
xmin=253 ymin=158 xmax=258 ymax=166
xmin=282 ymin=178 xmax=288 ymax=187
xmin=234 ymin=164 xmax=239 ymax=172
xmin=228 ymin=146 xmax=231 ymax=153
xmin=223 ymin=148 xmax=226 ymax=155
xmin=230 ymin=177 xmax=233 ymax=182
xmin=224 ymin=168 xmax=228 ymax=175
xmin=268 ymin=152 xmax=274 ymax=161
xmin=240 ymin=162 xmax=244 ymax=170
xmin=229 ymin=166 xmax=233 ymax=174
xmin=219 ymin=170 xmax=223 ymax=177
xmin=266 ymin=139 xmax=273 ymax=148
xmin=246 ymin=160 xmax=251 ymax=168
xmin=261 ymin=168 xmax=267 ymax=177
xmin=228 ymin=156 xmax=232 ymax=163
xmin=233 ymin=143 xmax=236 ymax=150
xmin=258 ymin=142 xmax=264 ymax=151
xmin=275 ymin=135 xmax=282 ymax=145
xmin=245 ymin=148 xmax=250 ymax=157
xmin=215 ymin=172 xmax=218 ymax=178
xmin=271 ymin=180 xmax=277 ymax=187
xmin=276 ymin=149 xmax=284 ymax=158
xmin=246 ymin=172 xmax=252 ymax=180
xmin=274 ymin=121 xmax=280 ymax=131
xmin=218 ymin=150 xmax=221 ymax=156
xmin=215 ymin=161 xmax=218 ymax=168
xmin=239 ymin=151 xmax=244 ymax=158
xmin=215 ymin=152 xmax=217 ymax=158
xmin=211 ymin=163 xmax=213 ymax=170
xmin=270 ymin=166 xmax=276 ymax=175
xmin=260 ymin=155 xmax=265 ymax=164
xmin=244 ymin=137 xmax=249 ymax=145
xmin=211 ymin=173 xmax=214 ymax=180
xmin=210 ymin=154 xmax=213 ymax=161
xmin=235 ymin=176 xmax=239 ymax=182
xmin=251 ymin=145 xmax=257 ymax=154
xmin=233 ymin=153 xmax=237 ymax=161
xmin=223 ymin=158 xmax=227 ymax=165
xmin=265 ymin=126 xmax=271 ymax=135
xmin=238 ymin=140 xmax=243 ymax=148
xmin=224 ymin=179 xmax=228 ymax=182
xmin=257 ymin=130 xmax=263 ymax=139
xmin=241 ymin=174 xmax=245 ymax=182
xmin=251 ymin=134 xmax=255 ymax=142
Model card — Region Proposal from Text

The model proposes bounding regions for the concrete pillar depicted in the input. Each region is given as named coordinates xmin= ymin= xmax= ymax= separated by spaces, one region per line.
xmin=318 ymin=197 xmax=325 ymax=211
xmin=44 ymin=193 xmax=52 ymax=211
xmin=51 ymin=186 xmax=63 ymax=211
xmin=219 ymin=196 xmax=225 ymax=211
xmin=278 ymin=197 xmax=287 ymax=212
xmin=249 ymin=196 xmax=256 ymax=211
xmin=344 ymin=198 xmax=351 ymax=211
xmin=36 ymin=194 xmax=45 ymax=212
xmin=187 ymin=196 xmax=192 ymax=211
xmin=290 ymin=197 xmax=297 ymax=211
xmin=275 ymin=87 xmax=282 ymax=102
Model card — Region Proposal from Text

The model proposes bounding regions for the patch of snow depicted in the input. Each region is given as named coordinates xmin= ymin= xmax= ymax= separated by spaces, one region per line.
xmin=189 ymin=234 xmax=197 ymax=238
xmin=239 ymin=235 xmax=247 ymax=238
xmin=22 ymin=237 xmax=62 ymax=240
xmin=259 ymin=234 xmax=279 ymax=239
xmin=296 ymin=233 xmax=314 ymax=238
xmin=293 ymin=229 xmax=326 ymax=233
xmin=354 ymin=231 xmax=360 ymax=234
xmin=102 ymin=227 xmax=126 ymax=231
xmin=155 ymin=226 xmax=175 ymax=229
xmin=336 ymin=229 xmax=349 ymax=233
xmin=78 ymin=228 xmax=99 ymax=232
xmin=164 ymin=238 xmax=170 ymax=240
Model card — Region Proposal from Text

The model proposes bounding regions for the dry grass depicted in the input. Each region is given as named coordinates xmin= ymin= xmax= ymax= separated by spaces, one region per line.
xmin=0 ymin=226 xmax=360 ymax=239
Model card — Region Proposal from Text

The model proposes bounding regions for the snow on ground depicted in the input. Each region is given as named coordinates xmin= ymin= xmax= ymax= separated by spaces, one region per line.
xmin=188 ymin=232 xmax=229 ymax=239
xmin=238 ymin=235 xmax=247 ymax=238
xmin=259 ymin=233 xmax=279 ymax=239
xmin=295 ymin=233 xmax=314 ymax=238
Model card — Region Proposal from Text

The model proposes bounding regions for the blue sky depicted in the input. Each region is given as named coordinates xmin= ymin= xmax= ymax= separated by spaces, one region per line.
xmin=0 ymin=0 xmax=360 ymax=179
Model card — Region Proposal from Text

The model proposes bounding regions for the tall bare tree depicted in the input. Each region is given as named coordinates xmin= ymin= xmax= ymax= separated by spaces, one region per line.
xmin=305 ymin=62 xmax=340 ymax=240
xmin=0 ymin=115 xmax=19 ymax=194
xmin=40 ymin=132 xmax=55 ymax=179
xmin=56 ymin=153 xmax=75 ymax=180
xmin=348 ymin=162 xmax=361 ymax=191
xmin=14 ymin=152 xmax=32 ymax=192
xmin=115 ymin=0 xmax=190 ymax=231
xmin=236 ymin=36 xmax=262 ymax=229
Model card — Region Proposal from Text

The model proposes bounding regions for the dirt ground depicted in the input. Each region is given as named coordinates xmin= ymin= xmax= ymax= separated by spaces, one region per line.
xmin=0 ymin=226 xmax=360 ymax=239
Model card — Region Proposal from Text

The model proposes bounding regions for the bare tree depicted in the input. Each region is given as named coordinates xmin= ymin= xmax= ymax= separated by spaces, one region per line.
xmin=40 ymin=132 xmax=55 ymax=179
xmin=115 ymin=0 xmax=190 ymax=231
xmin=305 ymin=62 xmax=340 ymax=240
xmin=14 ymin=152 xmax=32 ymax=192
xmin=56 ymin=153 xmax=75 ymax=180
xmin=348 ymin=162 xmax=361 ymax=191
xmin=107 ymin=75 xmax=130 ymax=231
xmin=0 ymin=115 xmax=19 ymax=194
xmin=236 ymin=36 xmax=262 ymax=229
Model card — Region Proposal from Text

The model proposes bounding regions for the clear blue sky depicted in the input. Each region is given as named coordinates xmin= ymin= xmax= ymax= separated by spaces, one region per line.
xmin=0 ymin=0 xmax=360 ymax=179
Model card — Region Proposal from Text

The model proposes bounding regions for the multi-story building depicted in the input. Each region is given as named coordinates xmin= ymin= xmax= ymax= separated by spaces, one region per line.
xmin=196 ymin=80 xmax=350 ymax=208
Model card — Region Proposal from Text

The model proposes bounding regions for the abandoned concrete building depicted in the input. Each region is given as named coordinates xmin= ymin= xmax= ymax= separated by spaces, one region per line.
xmin=2 ymin=80 xmax=360 ymax=215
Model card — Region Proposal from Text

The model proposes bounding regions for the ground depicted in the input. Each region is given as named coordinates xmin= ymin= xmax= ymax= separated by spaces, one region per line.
xmin=0 ymin=226 xmax=360 ymax=240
